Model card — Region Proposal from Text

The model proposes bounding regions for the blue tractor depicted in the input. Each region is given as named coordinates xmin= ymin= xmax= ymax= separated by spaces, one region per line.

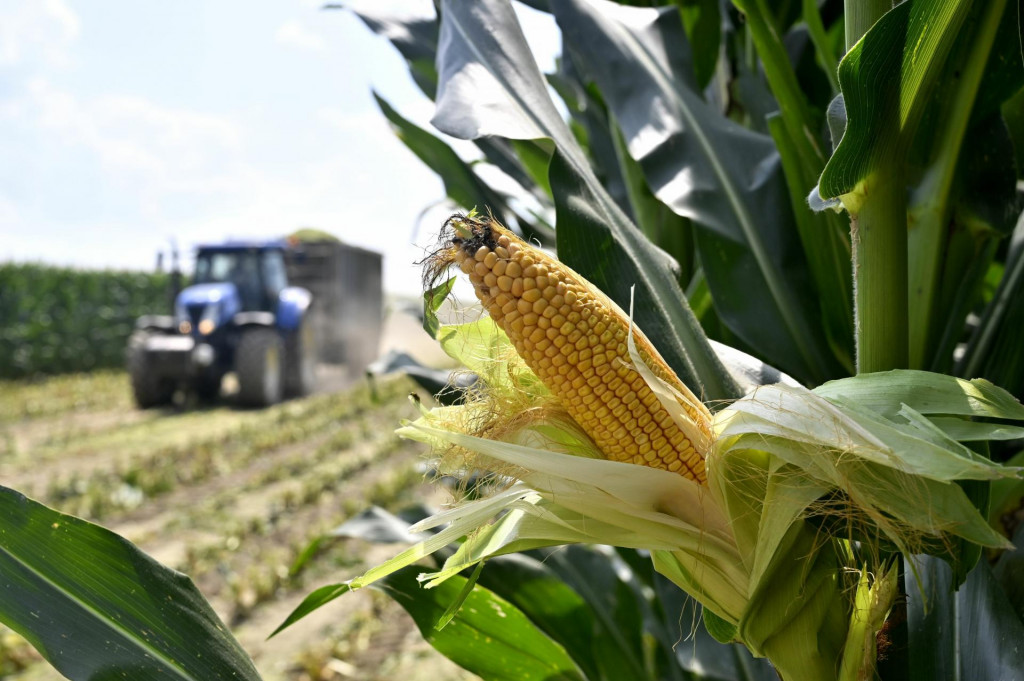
xmin=127 ymin=240 xmax=317 ymax=408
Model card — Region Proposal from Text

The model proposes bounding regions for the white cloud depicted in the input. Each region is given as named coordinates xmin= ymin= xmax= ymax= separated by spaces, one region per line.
xmin=0 ymin=73 xmax=448 ymax=295
xmin=0 ymin=77 xmax=248 ymax=230
xmin=21 ymin=78 xmax=240 ymax=180
xmin=274 ymin=19 xmax=327 ymax=52
xmin=44 ymin=0 xmax=79 ymax=38
xmin=0 ymin=0 xmax=80 ymax=67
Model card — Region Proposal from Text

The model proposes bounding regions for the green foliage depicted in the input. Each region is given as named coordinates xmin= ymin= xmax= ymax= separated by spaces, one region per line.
xmin=0 ymin=486 xmax=261 ymax=681
xmin=280 ymin=508 xmax=778 ymax=681
xmin=814 ymin=0 xmax=1023 ymax=373
xmin=907 ymin=555 xmax=1024 ymax=678
xmin=374 ymin=93 xmax=513 ymax=226
xmin=0 ymin=262 xmax=172 ymax=379
xmin=378 ymin=566 xmax=587 ymax=681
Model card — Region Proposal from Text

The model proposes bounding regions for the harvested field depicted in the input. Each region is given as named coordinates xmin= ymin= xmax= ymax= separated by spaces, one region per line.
xmin=0 ymin=359 xmax=476 ymax=680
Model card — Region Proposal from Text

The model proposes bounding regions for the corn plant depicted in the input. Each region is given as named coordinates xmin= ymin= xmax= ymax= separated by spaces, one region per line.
xmin=272 ymin=0 xmax=1024 ymax=679
xmin=0 ymin=263 xmax=173 ymax=378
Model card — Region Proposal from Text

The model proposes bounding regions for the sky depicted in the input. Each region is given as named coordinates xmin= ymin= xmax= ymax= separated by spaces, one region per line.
xmin=0 ymin=0 xmax=558 ymax=296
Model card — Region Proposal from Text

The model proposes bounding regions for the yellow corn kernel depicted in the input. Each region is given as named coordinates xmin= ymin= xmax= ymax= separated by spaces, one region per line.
xmin=440 ymin=214 xmax=712 ymax=482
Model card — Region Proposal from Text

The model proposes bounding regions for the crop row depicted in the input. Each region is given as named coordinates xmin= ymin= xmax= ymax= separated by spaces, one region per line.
xmin=41 ymin=379 xmax=411 ymax=520
xmin=205 ymin=439 xmax=420 ymax=623
xmin=0 ymin=377 xmax=428 ymax=679
xmin=0 ymin=262 xmax=173 ymax=378
xmin=0 ymin=370 xmax=131 ymax=424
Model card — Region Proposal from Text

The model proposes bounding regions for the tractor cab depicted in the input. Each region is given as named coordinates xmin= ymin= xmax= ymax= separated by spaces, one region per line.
xmin=174 ymin=243 xmax=291 ymax=339
xmin=192 ymin=245 xmax=288 ymax=313
xmin=128 ymin=240 xmax=316 ymax=408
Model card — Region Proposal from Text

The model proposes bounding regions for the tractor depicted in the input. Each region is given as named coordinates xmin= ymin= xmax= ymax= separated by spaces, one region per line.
xmin=127 ymin=240 xmax=317 ymax=408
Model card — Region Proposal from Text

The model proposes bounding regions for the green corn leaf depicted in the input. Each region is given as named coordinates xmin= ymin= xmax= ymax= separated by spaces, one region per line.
xmin=536 ymin=546 xmax=649 ymax=681
xmin=959 ymin=209 xmax=1024 ymax=398
xmin=767 ymin=113 xmax=853 ymax=373
xmin=435 ymin=560 xmax=485 ymax=630
xmin=609 ymin=117 xmax=696 ymax=287
xmin=906 ymin=556 xmax=1024 ymax=680
xmin=700 ymin=607 xmax=739 ymax=645
xmin=375 ymin=565 xmax=588 ymax=681
xmin=478 ymin=550 xmax=649 ymax=681
xmin=506 ymin=138 xmax=554 ymax=197
xmin=730 ymin=0 xmax=828 ymax=171
xmin=677 ymin=0 xmax=720 ymax=91
xmin=927 ymin=417 xmax=1024 ymax=442
xmin=549 ymin=61 xmax=634 ymax=219
xmin=374 ymin=92 xmax=510 ymax=220
xmin=552 ymin=0 xmax=843 ymax=385
xmin=349 ymin=6 xmax=554 ymax=239
xmin=818 ymin=0 xmax=975 ymax=208
xmin=0 ymin=487 xmax=262 ymax=681
xmin=270 ymin=583 xmax=351 ymax=638
xmin=422 ymin=275 xmax=455 ymax=338
xmin=906 ymin=0 xmax=1019 ymax=369
xmin=802 ymin=0 xmax=839 ymax=93
xmin=813 ymin=369 xmax=1024 ymax=421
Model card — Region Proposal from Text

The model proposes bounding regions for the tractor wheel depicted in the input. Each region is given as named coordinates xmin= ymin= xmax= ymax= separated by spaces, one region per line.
xmin=236 ymin=328 xmax=283 ymax=407
xmin=127 ymin=331 xmax=174 ymax=409
xmin=284 ymin=319 xmax=317 ymax=398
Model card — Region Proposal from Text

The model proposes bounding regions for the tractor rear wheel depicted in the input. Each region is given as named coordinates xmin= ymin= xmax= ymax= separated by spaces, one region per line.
xmin=236 ymin=328 xmax=283 ymax=407
xmin=127 ymin=331 xmax=175 ymax=408
xmin=284 ymin=319 xmax=317 ymax=398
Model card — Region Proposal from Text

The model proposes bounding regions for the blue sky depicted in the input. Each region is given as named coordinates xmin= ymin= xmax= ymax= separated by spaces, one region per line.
xmin=0 ymin=1 xmax=557 ymax=296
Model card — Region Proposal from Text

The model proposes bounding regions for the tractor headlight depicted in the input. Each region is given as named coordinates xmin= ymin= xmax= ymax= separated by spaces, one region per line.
xmin=179 ymin=320 xmax=192 ymax=334
xmin=197 ymin=304 xmax=219 ymax=336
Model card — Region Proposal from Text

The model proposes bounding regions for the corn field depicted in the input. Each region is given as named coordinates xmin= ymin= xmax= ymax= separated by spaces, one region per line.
xmin=0 ymin=263 xmax=173 ymax=379
xmin=2 ymin=1 xmax=1024 ymax=680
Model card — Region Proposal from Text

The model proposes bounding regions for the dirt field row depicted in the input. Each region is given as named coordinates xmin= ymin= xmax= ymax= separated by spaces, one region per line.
xmin=0 ymin=369 xmax=476 ymax=681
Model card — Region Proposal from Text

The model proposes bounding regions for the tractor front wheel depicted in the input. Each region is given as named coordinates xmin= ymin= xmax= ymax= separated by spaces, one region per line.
xmin=127 ymin=331 xmax=175 ymax=409
xmin=235 ymin=328 xmax=283 ymax=408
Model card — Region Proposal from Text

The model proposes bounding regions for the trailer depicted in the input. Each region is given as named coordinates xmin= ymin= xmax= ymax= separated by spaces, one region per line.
xmin=285 ymin=239 xmax=383 ymax=373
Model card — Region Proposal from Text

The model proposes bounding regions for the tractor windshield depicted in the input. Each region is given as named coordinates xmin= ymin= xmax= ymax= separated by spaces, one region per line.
xmin=194 ymin=250 xmax=278 ymax=311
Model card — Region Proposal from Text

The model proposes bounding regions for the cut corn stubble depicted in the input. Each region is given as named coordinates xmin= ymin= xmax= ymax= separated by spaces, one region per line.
xmin=439 ymin=214 xmax=712 ymax=483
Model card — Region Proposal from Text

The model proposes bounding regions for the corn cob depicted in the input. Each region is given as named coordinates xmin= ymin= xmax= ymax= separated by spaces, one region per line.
xmin=435 ymin=214 xmax=711 ymax=482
